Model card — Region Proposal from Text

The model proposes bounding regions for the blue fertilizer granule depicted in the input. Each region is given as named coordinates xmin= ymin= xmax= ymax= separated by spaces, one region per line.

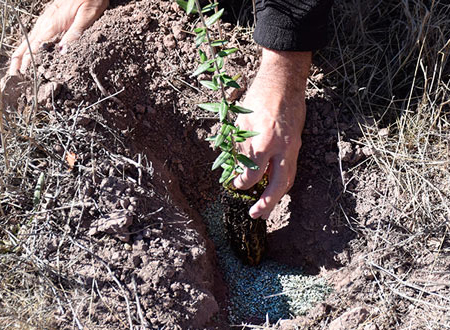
xmin=203 ymin=203 xmax=331 ymax=324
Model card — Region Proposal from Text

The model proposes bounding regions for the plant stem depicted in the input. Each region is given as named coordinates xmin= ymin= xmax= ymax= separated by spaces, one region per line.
xmin=194 ymin=0 xmax=239 ymax=171
xmin=194 ymin=0 xmax=226 ymax=100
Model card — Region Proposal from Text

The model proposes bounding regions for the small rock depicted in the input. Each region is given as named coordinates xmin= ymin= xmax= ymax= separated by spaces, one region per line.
xmin=76 ymin=115 xmax=92 ymax=126
xmin=328 ymin=307 xmax=369 ymax=330
xmin=88 ymin=210 xmax=133 ymax=242
xmin=362 ymin=146 xmax=373 ymax=156
xmin=337 ymin=141 xmax=353 ymax=162
xmin=172 ymin=23 xmax=186 ymax=40
xmin=352 ymin=146 xmax=365 ymax=163
xmin=156 ymin=50 xmax=165 ymax=58
xmin=37 ymin=81 xmax=62 ymax=104
xmin=53 ymin=145 xmax=64 ymax=155
xmin=120 ymin=198 xmax=130 ymax=209
xmin=378 ymin=127 xmax=389 ymax=137
xmin=90 ymin=31 xmax=106 ymax=43
xmin=163 ymin=34 xmax=176 ymax=49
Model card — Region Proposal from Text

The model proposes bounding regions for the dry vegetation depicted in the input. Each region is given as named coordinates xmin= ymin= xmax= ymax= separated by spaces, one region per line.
xmin=1 ymin=0 xmax=449 ymax=329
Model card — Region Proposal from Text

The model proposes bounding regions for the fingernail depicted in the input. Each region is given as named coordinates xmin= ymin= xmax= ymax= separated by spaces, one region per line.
xmin=232 ymin=177 xmax=242 ymax=189
xmin=249 ymin=205 xmax=260 ymax=219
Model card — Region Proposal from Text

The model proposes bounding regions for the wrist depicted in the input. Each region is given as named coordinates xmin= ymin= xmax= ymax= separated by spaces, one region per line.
xmin=258 ymin=48 xmax=311 ymax=84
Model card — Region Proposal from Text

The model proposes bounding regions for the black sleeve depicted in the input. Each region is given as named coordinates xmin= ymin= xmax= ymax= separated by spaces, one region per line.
xmin=253 ymin=0 xmax=334 ymax=51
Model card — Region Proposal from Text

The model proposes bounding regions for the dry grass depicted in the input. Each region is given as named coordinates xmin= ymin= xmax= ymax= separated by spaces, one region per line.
xmin=323 ymin=0 xmax=450 ymax=229
xmin=318 ymin=0 xmax=450 ymax=328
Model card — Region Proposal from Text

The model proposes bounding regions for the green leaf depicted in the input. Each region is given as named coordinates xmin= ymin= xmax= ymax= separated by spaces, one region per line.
xmin=225 ymin=158 xmax=234 ymax=166
xmin=235 ymin=165 xmax=244 ymax=174
xmin=216 ymin=57 xmax=224 ymax=70
xmin=186 ymin=0 xmax=195 ymax=14
xmin=237 ymin=154 xmax=259 ymax=170
xmin=219 ymin=165 xmax=234 ymax=184
xmin=218 ymin=48 xmax=238 ymax=57
xmin=212 ymin=151 xmax=232 ymax=170
xmin=177 ymin=0 xmax=198 ymax=13
xmin=191 ymin=60 xmax=212 ymax=76
xmin=229 ymin=105 xmax=253 ymax=114
xmin=234 ymin=136 xmax=246 ymax=143
xmin=219 ymin=141 xmax=232 ymax=152
xmin=198 ymin=102 xmax=221 ymax=112
xmin=232 ymin=73 xmax=241 ymax=81
xmin=218 ymin=74 xmax=240 ymax=89
xmin=195 ymin=32 xmax=206 ymax=47
xmin=226 ymin=80 xmax=240 ymax=89
xmin=236 ymin=130 xmax=260 ymax=138
xmin=205 ymin=135 xmax=217 ymax=141
xmin=210 ymin=40 xmax=228 ymax=47
xmin=194 ymin=27 xmax=205 ymax=34
xmin=219 ymin=99 xmax=228 ymax=123
xmin=206 ymin=8 xmax=224 ymax=26
xmin=199 ymin=49 xmax=207 ymax=63
xmin=223 ymin=171 xmax=237 ymax=185
xmin=214 ymin=123 xmax=232 ymax=148
xmin=202 ymin=3 xmax=218 ymax=13
xmin=200 ymin=80 xmax=218 ymax=91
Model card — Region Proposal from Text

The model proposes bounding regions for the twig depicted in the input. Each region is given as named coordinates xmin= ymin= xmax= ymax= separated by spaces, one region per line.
xmin=137 ymin=153 xmax=142 ymax=186
xmin=89 ymin=67 xmax=124 ymax=107
xmin=0 ymin=77 xmax=9 ymax=172
xmin=62 ymin=288 xmax=84 ymax=330
xmin=81 ymin=87 xmax=125 ymax=112
xmin=0 ymin=0 xmax=38 ymax=17
xmin=370 ymin=262 xmax=450 ymax=304
xmin=132 ymin=275 xmax=149 ymax=328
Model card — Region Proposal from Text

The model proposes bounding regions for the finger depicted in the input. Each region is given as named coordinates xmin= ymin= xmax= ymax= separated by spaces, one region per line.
xmin=58 ymin=4 xmax=105 ymax=50
xmin=233 ymin=154 xmax=268 ymax=190
xmin=9 ymin=40 xmax=29 ymax=75
xmin=249 ymin=156 xmax=292 ymax=219
xmin=19 ymin=37 xmax=46 ymax=74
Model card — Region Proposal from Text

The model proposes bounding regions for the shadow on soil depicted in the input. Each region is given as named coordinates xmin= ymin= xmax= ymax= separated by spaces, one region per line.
xmin=266 ymin=96 xmax=358 ymax=275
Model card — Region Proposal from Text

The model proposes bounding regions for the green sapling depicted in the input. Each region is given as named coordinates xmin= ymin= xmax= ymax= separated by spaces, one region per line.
xmin=179 ymin=0 xmax=259 ymax=186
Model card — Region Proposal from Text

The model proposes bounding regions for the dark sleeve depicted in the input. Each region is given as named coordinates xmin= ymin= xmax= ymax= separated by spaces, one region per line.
xmin=253 ymin=0 xmax=334 ymax=51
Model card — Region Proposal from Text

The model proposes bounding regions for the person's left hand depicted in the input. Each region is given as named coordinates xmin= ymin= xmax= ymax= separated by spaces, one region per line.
xmin=9 ymin=0 xmax=109 ymax=75
xmin=233 ymin=48 xmax=311 ymax=219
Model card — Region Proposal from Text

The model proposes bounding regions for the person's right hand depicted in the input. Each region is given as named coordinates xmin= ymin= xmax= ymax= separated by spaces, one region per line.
xmin=9 ymin=0 xmax=109 ymax=75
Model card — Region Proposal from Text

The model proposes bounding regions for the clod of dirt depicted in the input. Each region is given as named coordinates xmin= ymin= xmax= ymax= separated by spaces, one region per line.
xmin=328 ymin=306 xmax=369 ymax=330
xmin=338 ymin=141 xmax=354 ymax=162
xmin=88 ymin=209 xmax=133 ymax=242
xmin=37 ymin=81 xmax=62 ymax=104
xmin=221 ymin=180 xmax=267 ymax=266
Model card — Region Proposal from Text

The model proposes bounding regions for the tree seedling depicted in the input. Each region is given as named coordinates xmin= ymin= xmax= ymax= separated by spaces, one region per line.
xmin=179 ymin=0 xmax=259 ymax=186
xmin=179 ymin=0 xmax=267 ymax=265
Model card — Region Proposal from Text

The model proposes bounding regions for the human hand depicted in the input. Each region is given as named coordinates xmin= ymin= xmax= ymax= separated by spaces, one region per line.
xmin=233 ymin=48 xmax=312 ymax=219
xmin=9 ymin=0 xmax=109 ymax=75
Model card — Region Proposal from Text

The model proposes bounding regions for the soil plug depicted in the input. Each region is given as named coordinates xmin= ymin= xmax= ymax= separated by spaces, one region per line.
xmin=180 ymin=0 xmax=268 ymax=265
